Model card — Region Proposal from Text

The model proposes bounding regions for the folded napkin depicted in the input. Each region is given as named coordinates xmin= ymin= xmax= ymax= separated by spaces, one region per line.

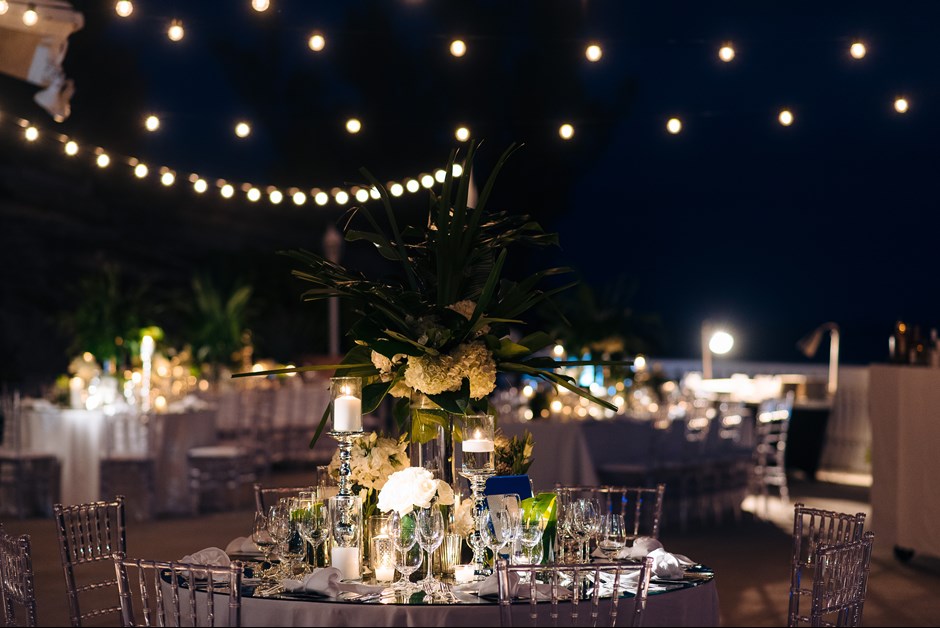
xmin=454 ymin=572 xmax=554 ymax=600
xmin=281 ymin=568 xmax=385 ymax=598
xmin=224 ymin=537 xmax=261 ymax=556
xmin=181 ymin=547 xmax=231 ymax=567
xmin=592 ymin=537 xmax=695 ymax=579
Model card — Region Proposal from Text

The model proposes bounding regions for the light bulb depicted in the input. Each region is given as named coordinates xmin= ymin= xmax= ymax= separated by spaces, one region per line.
xmin=450 ymin=39 xmax=467 ymax=57
xmin=452 ymin=163 xmax=463 ymax=177
xmin=308 ymin=32 xmax=326 ymax=51
xmin=220 ymin=184 xmax=234 ymax=198
xmin=405 ymin=179 xmax=419 ymax=193
xmin=389 ymin=183 xmax=404 ymax=197
xmin=269 ymin=189 xmax=283 ymax=204
xmin=24 ymin=126 xmax=38 ymax=142
xmin=894 ymin=97 xmax=909 ymax=113
xmin=0 ymin=2 xmax=9 ymax=16
xmin=64 ymin=140 xmax=78 ymax=156
xmin=314 ymin=191 xmax=329 ymax=205
xmin=355 ymin=189 xmax=369 ymax=202
xmin=145 ymin=115 xmax=160 ymax=132
xmin=345 ymin=118 xmax=361 ymax=134
xmin=115 ymin=1 xmax=133 ymax=17
xmin=251 ymin=0 xmax=270 ymax=12
xmin=160 ymin=171 xmax=175 ymax=186
xmin=247 ymin=187 xmax=261 ymax=202
xmin=293 ymin=191 xmax=307 ymax=205
xmin=134 ymin=163 xmax=148 ymax=178
xmin=455 ymin=126 xmax=470 ymax=142
xmin=850 ymin=42 xmax=866 ymax=59
xmin=778 ymin=109 xmax=794 ymax=126
xmin=666 ymin=117 xmax=682 ymax=134
xmin=167 ymin=20 xmax=184 ymax=42
xmin=559 ymin=123 xmax=574 ymax=140
xmin=434 ymin=169 xmax=446 ymax=183
xmin=96 ymin=153 xmax=111 ymax=168
xmin=585 ymin=43 xmax=602 ymax=62
xmin=193 ymin=178 xmax=208 ymax=193
xmin=719 ymin=44 xmax=735 ymax=62
xmin=334 ymin=190 xmax=349 ymax=204
xmin=22 ymin=5 xmax=38 ymax=27
xmin=369 ymin=187 xmax=381 ymax=200
xmin=420 ymin=174 xmax=434 ymax=188
xmin=235 ymin=121 xmax=251 ymax=138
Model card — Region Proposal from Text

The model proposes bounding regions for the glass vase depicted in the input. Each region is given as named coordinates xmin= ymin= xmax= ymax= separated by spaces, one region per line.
xmin=409 ymin=392 xmax=456 ymax=490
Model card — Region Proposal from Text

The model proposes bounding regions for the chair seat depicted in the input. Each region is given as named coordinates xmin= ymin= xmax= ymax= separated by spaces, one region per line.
xmin=188 ymin=445 xmax=246 ymax=458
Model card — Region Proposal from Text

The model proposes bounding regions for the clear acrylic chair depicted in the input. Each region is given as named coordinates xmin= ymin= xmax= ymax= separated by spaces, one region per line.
xmin=113 ymin=554 xmax=243 ymax=627
xmin=53 ymin=496 xmax=127 ymax=627
xmin=790 ymin=531 xmax=875 ymax=627
xmin=0 ymin=390 xmax=61 ymax=518
xmin=556 ymin=484 xmax=666 ymax=541
xmin=0 ymin=525 xmax=38 ymax=627
xmin=496 ymin=557 xmax=654 ymax=627
xmin=749 ymin=393 xmax=794 ymax=516
xmin=789 ymin=503 xmax=867 ymax=627
xmin=253 ymin=483 xmax=316 ymax=513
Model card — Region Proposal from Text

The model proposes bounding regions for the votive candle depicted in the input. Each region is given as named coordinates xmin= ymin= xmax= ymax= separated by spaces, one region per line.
xmin=333 ymin=394 xmax=362 ymax=432
xmin=375 ymin=565 xmax=395 ymax=582
xmin=454 ymin=564 xmax=476 ymax=583
xmin=331 ymin=546 xmax=361 ymax=580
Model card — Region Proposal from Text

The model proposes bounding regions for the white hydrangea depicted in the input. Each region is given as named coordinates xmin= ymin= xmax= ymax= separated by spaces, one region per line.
xmin=446 ymin=300 xmax=489 ymax=336
xmin=377 ymin=466 xmax=448 ymax=515
xmin=403 ymin=353 xmax=461 ymax=395
xmin=450 ymin=341 xmax=497 ymax=399
xmin=370 ymin=351 xmax=407 ymax=380
xmin=327 ymin=433 xmax=409 ymax=492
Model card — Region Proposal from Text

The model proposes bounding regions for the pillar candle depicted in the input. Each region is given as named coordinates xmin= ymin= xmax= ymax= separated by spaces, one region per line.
xmin=333 ymin=394 xmax=362 ymax=432
xmin=462 ymin=438 xmax=494 ymax=452
xmin=331 ymin=546 xmax=361 ymax=580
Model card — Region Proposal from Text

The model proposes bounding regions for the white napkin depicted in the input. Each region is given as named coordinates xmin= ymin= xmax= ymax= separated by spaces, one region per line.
xmin=454 ymin=572 xmax=554 ymax=600
xmin=592 ymin=537 xmax=696 ymax=579
xmin=282 ymin=568 xmax=386 ymax=598
xmin=224 ymin=537 xmax=261 ymax=556
xmin=181 ymin=547 xmax=231 ymax=567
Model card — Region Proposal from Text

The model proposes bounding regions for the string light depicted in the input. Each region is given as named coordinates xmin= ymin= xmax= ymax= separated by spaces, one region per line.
xmin=719 ymin=44 xmax=735 ymax=62
xmin=221 ymin=183 xmax=235 ymax=198
xmin=134 ymin=163 xmax=148 ymax=178
xmin=247 ymin=187 xmax=261 ymax=202
xmin=145 ymin=115 xmax=160 ymax=132
xmin=314 ymin=191 xmax=329 ymax=205
xmin=269 ymin=189 xmax=283 ymax=204
xmin=420 ymin=174 xmax=434 ymax=188
xmin=369 ymin=186 xmax=381 ymax=200
xmin=778 ymin=109 xmax=794 ymax=126
xmin=22 ymin=4 xmax=38 ymax=27
xmin=308 ymin=32 xmax=325 ymax=52
xmin=24 ymin=126 xmax=38 ymax=142
xmin=850 ymin=42 xmax=867 ymax=59
xmin=193 ymin=178 xmax=208 ymax=193
xmin=389 ymin=182 xmax=404 ymax=197
xmin=96 ymin=153 xmax=111 ymax=168
xmin=251 ymin=0 xmax=270 ymax=12
xmin=334 ymin=190 xmax=349 ymax=204
xmin=450 ymin=39 xmax=467 ymax=57
xmin=405 ymin=179 xmax=420 ymax=193
xmin=115 ymin=1 xmax=133 ymax=18
xmin=0 ymin=1 xmax=8 ymax=16
xmin=345 ymin=118 xmax=361 ymax=134
xmin=160 ymin=170 xmax=175 ymax=185
xmin=455 ymin=126 xmax=470 ymax=142
xmin=451 ymin=163 xmax=463 ymax=177
xmin=64 ymin=140 xmax=78 ymax=156
xmin=235 ymin=121 xmax=251 ymax=138
xmin=167 ymin=20 xmax=184 ymax=42
xmin=585 ymin=43 xmax=603 ymax=62
xmin=292 ymin=190 xmax=306 ymax=205
xmin=559 ymin=123 xmax=574 ymax=140
xmin=894 ymin=97 xmax=909 ymax=113
xmin=666 ymin=117 xmax=682 ymax=134
xmin=434 ymin=169 xmax=446 ymax=183
xmin=354 ymin=188 xmax=369 ymax=202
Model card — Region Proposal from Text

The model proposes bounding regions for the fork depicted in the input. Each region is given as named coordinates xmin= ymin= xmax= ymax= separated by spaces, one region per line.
xmin=438 ymin=582 xmax=457 ymax=603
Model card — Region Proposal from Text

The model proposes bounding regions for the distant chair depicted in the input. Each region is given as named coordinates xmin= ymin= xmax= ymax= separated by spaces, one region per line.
xmin=749 ymin=393 xmax=794 ymax=516
xmin=496 ymin=557 xmax=654 ymax=627
xmin=113 ymin=555 xmax=243 ymax=627
xmin=53 ymin=496 xmax=127 ymax=627
xmin=0 ymin=391 xmax=61 ymax=518
xmin=253 ymin=483 xmax=315 ymax=514
xmin=789 ymin=503 xmax=868 ymax=627
xmin=0 ymin=525 xmax=38 ymax=627
xmin=556 ymin=484 xmax=666 ymax=541
xmin=187 ymin=446 xmax=256 ymax=514
xmin=99 ymin=410 xmax=156 ymax=522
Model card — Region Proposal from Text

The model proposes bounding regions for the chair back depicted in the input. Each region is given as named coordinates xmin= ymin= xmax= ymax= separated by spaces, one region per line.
xmin=496 ymin=558 xmax=654 ymax=627
xmin=53 ymin=496 xmax=127 ymax=627
xmin=556 ymin=484 xmax=666 ymax=540
xmin=0 ymin=390 xmax=23 ymax=453
xmin=788 ymin=503 xmax=866 ymax=627
xmin=113 ymin=555 xmax=243 ymax=627
xmin=0 ymin=525 xmax=38 ymax=627
xmin=253 ymin=484 xmax=315 ymax=513
xmin=791 ymin=531 xmax=875 ymax=627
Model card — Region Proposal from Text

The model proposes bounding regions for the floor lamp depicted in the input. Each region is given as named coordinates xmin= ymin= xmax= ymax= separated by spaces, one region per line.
xmin=797 ymin=322 xmax=839 ymax=396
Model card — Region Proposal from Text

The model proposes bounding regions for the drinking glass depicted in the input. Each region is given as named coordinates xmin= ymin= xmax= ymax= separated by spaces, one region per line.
xmin=394 ymin=541 xmax=424 ymax=592
xmin=296 ymin=499 xmax=331 ymax=571
xmin=597 ymin=513 xmax=627 ymax=560
xmin=251 ymin=511 xmax=277 ymax=580
xmin=388 ymin=511 xmax=420 ymax=591
xmin=479 ymin=510 xmax=506 ymax=569
xmin=572 ymin=498 xmax=600 ymax=562
xmin=267 ymin=502 xmax=292 ymax=576
xmin=415 ymin=506 xmax=445 ymax=586
xmin=519 ymin=514 xmax=544 ymax=564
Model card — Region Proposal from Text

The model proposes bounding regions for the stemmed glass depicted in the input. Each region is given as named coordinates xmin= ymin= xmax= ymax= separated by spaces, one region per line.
xmin=479 ymin=510 xmax=507 ymax=569
xmin=267 ymin=502 xmax=292 ymax=577
xmin=572 ymin=498 xmax=600 ymax=562
xmin=387 ymin=511 xmax=422 ymax=591
xmin=296 ymin=499 xmax=331 ymax=571
xmin=519 ymin=512 xmax=545 ymax=564
xmin=415 ymin=506 xmax=445 ymax=587
xmin=251 ymin=511 xmax=277 ymax=581
xmin=597 ymin=513 xmax=627 ymax=560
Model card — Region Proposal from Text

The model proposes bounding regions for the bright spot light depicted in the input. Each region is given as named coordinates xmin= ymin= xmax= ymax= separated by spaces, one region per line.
xmin=145 ymin=115 xmax=160 ymax=132
xmin=455 ymin=126 xmax=470 ymax=141
xmin=221 ymin=184 xmax=234 ymax=198
xmin=452 ymin=163 xmax=463 ymax=177
xmin=405 ymin=179 xmax=419 ymax=193
xmin=308 ymin=32 xmax=326 ymax=51
xmin=778 ymin=109 xmax=794 ymax=126
xmin=247 ymin=187 xmax=261 ymax=202
xmin=0 ymin=2 xmax=9 ymax=16
xmin=345 ymin=118 xmax=361 ymax=134
xmin=193 ymin=178 xmax=208 ymax=193
xmin=585 ymin=43 xmax=602 ymax=62
xmin=24 ymin=126 xmax=38 ymax=142
xmin=115 ymin=1 xmax=133 ymax=18
xmin=64 ymin=140 xmax=78 ymax=156
xmin=167 ymin=19 xmax=184 ymax=42
xmin=420 ymin=174 xmax=434 ymax=188
xmin=434 ymin=169 xmax=446 ymax=183
xmin=314 ymin=191 xmax=329 ymax=205
xmin=552 ymin=344 xmax=565 ymax=357
xmin=96 ymin=153 xmax=111 ymax=168
xmin=550 ymin=400 xmax=564 ymax=413
xmin=709 ymin=330 xmax=735 ymax=355
xmin=134 ymin=163 xmax=148 ymax=178
xmin=894 ymin=97 xmax=909 ymax=113
xmin=666 ymin=117 xmax=682 ymax=134
xmin=22 ymin=5 xmax=38 ymax=26
xmin=559 ymin=123 xmax=574 ymax=140
xmin=850 ymin=42 xmax=866 ymax=59
xmin=522 ymin=385 xmax=534 ymax=398
xmin=334 ymin=190 xmax=349 ymax=204
xmin=355 ymin=189 xmax=369 ymax=202
xmin=160 ymin=171 xmax=175 ymax=186
xmin=369 ymin=187 xmax=381 ymax=200
xmin=291 ymin=191 xmax=305 ymax=205
xmin=450 ymin=39 xmax=467 ymax=57
xmin=634 ymin=355 xmax=647 ymax=370
xmin=719 ymin=44 xmax=735 ymax=62
xmin=269 ymin=190 xmax=283 ymax=204
xmin=235 ymin=121 xmax=251 ymax=138
xmin=251 ymin=0 xmax=270 ymax=12
xmin=389 ymin=183 xmax=404 ymax=197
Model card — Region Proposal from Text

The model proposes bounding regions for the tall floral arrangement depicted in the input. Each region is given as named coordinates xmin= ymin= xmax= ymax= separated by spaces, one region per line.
xmin=326 ymin=432 xmax=409 ymax=518
xmin=236 ymin=142 xmax=626 ymax=443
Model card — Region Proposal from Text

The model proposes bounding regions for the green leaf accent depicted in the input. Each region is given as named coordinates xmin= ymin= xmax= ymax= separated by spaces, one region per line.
xmin=362 ymin=380 xmax=392 ymax=414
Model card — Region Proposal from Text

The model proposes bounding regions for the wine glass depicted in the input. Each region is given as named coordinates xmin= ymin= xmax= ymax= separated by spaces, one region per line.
xmin=572 ymin=498 xmax=600 ymax=562
xmin=394 ymin=539 xmax=423 ymax=592
xmin=415 ymin=506 xmax=444 ymax=587
xmin=251 ymin=511 xmax=277 ymax=580
xmin=296 ymin=500 xmax=331 ymax=571
xmin=387 ymin=511 xmax=419 ymax=590
xmin=479 ymin=510 xmax=506 ymax=569
xmin=267 ymin=502 xmax=292 ymax=577
xmin=597 ymin=513 xmax=627 ymax=560
xmin=519 ymin=513 xmax=544 ymax=564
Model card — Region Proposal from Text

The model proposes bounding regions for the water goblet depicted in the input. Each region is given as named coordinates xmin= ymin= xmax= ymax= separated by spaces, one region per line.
xmin=387 ymin=511 xmax=421 ymax=591
xmin=519 ymin=514 xmax=545 ymax=564
xmin=415 ymin=506 xmax=444 ymax=587
xmin=267 ymin=502 xmax=292 ymax=576
xmin=394 ymin=540 xmax=424 ymax=592
xmin=597 ymin=513 xmax=627 ymax=560
xmin=296 ymin=500 xmax=331 ymax=571
xmin=251 ymin=511 xmax=277 ymax=580
xmin=479 ymin=510 xmax=506 ymax=569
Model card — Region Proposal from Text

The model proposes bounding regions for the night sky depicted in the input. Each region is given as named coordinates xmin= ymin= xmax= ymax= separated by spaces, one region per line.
xmin=4 ymin=0 xmax=940 ymax=387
